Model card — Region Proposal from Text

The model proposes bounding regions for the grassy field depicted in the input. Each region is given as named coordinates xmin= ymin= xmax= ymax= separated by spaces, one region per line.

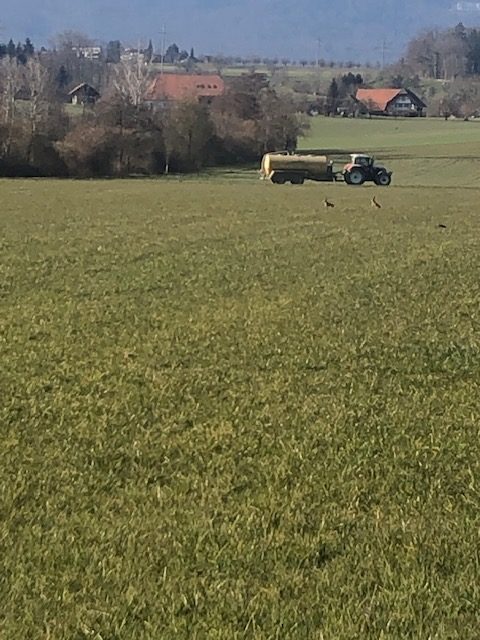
xmin=154 ymin=62 xmax=377 ymax=83
xmin=2 ymin=120 xmax=480 ymax=638
xmin=301 ymin=116 xmax=480 ymax=187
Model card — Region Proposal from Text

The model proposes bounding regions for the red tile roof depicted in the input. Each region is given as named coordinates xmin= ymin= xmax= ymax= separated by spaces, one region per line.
xmin=355 ymin=88 xmax=404 ymax=112
xmin=146 ymin=73 xmax=225 ymax=101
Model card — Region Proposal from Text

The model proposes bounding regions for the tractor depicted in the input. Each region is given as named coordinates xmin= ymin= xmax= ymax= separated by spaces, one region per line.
xmin=343 ymin=154 xmax=392 ymax=186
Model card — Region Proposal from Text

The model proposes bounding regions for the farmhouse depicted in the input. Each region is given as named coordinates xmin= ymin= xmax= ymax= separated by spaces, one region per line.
xmin=121 ymin=48 xmax=146 ymax=63
xmin=146 ymin=73 xmax=225 ymax=106
xmin=354 ymin=88 xmax=427 ymax=117
xmin=68 ymin=83 xmax=100 ymax=106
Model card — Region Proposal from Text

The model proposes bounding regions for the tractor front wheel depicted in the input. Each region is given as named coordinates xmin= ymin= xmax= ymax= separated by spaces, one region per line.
xmin=375 ymin=172 xmax=392 ymax=186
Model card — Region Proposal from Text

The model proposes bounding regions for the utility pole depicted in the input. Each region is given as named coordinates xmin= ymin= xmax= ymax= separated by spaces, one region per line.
xmin=434 ymin=51 xmax=440 ymax=80
xmin=137 ymin=38 xmax=143 ymax=77
xmin=160 ymin=25 xmax=167 ymax=75
xmin=316 ymin=37 xmax=321 ymax=67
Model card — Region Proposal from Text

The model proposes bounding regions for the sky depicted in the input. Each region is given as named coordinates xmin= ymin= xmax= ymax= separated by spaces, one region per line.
xmin=1 ymin=0 xmax=479 ymax=62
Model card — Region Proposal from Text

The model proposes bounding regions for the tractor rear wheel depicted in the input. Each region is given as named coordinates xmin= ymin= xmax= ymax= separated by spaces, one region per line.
xmin=346 ymin=168 xmax=365 ymax=185
xmin=375 ymin=172 xmax=391 ymax=186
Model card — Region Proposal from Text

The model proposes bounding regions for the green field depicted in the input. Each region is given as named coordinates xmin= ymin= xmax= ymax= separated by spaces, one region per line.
xmin=301 ymin=116 xmax=480 ymax=187
xmin=156 ymin=62 xmax=377 ymax=83
xmin=2 ymin=119 xmax=480 ymax=638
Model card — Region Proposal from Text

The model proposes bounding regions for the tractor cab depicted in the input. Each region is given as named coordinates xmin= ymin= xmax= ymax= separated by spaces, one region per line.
xmin=350 ymin=153 xmax=374 ymax=167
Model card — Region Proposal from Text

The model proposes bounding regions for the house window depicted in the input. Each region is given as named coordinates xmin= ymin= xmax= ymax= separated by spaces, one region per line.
xmin=395 ymin=97 xmax=413 ymax=108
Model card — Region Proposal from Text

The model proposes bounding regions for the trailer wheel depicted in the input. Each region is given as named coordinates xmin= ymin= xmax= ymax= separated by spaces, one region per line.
xmin=375 ymin=172 xmax=392 ymax=186
xmin=272 ymin=174 xmax=286 ymax=184
xmin=346 ymin=168 xmax=365 ymax=185
xmin=291 ymin=176 xmax=305 ymax=185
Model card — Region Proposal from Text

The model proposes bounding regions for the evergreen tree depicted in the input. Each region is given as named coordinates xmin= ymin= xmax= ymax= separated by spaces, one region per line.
xmin=340 ymin=72 xmax=363 ymax=94
xmin=7 ymin=39 xmax=16 ymax=58
xmin=16 ymin=42 xmax=27 ymax=64
xmin=24 ymin=38 xmax=35 ymax=58
xmin=327 ymin=78 xmax=339 ymax=99
xmin=145 ymin=39 xmax=154 ymax=62
xmin=56 ymin=65 xmax=71 ymax=91
xmin=326 ymin=78 xmax=339 ymax=115
xmin=165 ymin=43 xmax=180 ymax=63
xmin=466 ymin=29 xmax=480 ymax=75
xmin=106 ymin=40 xmax=122 ymax=63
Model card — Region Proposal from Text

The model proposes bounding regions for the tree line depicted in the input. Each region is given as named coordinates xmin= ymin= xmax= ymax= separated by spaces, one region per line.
xmin=404 ymin=23 xmax=480 ymax=80
xmin=0 ymin=38 xmax=36 ymax=64
xmin=0 ymin=52 xmax=306 ymax=177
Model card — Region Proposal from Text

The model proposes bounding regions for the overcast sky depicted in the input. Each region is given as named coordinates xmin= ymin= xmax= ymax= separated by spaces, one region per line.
xmin=1 ymin=0 xmax=477 ymax=61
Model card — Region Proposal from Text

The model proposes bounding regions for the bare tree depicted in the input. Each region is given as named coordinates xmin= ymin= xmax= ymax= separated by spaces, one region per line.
xmin=50 ymin=30 xmax=94 ymax=52
xmin=22 ymin=58 xmax=52 ymax=161
xmin=113 ymin=57 xmax=153 ymax=108
xmin=437 ymin=28 xmax=468 ymax=80
xmin=163 ymin=101 xmax=214 ymax=173
xmin=405 ymin=30 xmax=438 ymax=78
xmin=0 ymin=57 xmax=21 ymax=156
xmin=256 ymin=88 xmax=307 ymax=152
xmin=405 ymin=26 xmax=468 ymax=80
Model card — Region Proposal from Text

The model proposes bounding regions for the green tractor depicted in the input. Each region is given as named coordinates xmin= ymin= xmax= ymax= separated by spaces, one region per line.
xmin=343 ymin=154 xmax=392 ymax=186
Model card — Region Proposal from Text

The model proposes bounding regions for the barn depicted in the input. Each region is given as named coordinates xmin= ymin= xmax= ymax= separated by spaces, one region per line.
xmin=146 ymin=73 xmax=225 ymax=106
xmin=68 ymin=83 xmax=100 ymax=106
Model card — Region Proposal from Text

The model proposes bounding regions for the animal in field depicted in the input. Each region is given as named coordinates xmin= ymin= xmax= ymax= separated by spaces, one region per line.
xmin=323 ymin=198 xmax=335 ymax=208
xmin=371 ymin=196 xmax=382 ymax=209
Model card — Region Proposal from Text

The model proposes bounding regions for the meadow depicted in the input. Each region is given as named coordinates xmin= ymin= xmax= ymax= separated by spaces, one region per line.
xmin=2 ymin=118 xmax=480 ymax=638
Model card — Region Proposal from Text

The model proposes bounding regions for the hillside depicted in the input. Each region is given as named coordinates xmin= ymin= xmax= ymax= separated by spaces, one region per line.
xmin=2 ymin=0 xmax=478 ymax=61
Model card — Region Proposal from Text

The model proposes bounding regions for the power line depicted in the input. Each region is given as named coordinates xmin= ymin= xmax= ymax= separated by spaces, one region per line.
xmin=375 ymin=38 xmax=391 ymax=68
xmin=316 ymin=38 xmax=321 ymax=67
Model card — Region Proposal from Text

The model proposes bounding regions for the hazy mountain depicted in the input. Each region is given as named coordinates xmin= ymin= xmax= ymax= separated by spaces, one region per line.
xmin=1 ymin=0 xmax=479 ymax=61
